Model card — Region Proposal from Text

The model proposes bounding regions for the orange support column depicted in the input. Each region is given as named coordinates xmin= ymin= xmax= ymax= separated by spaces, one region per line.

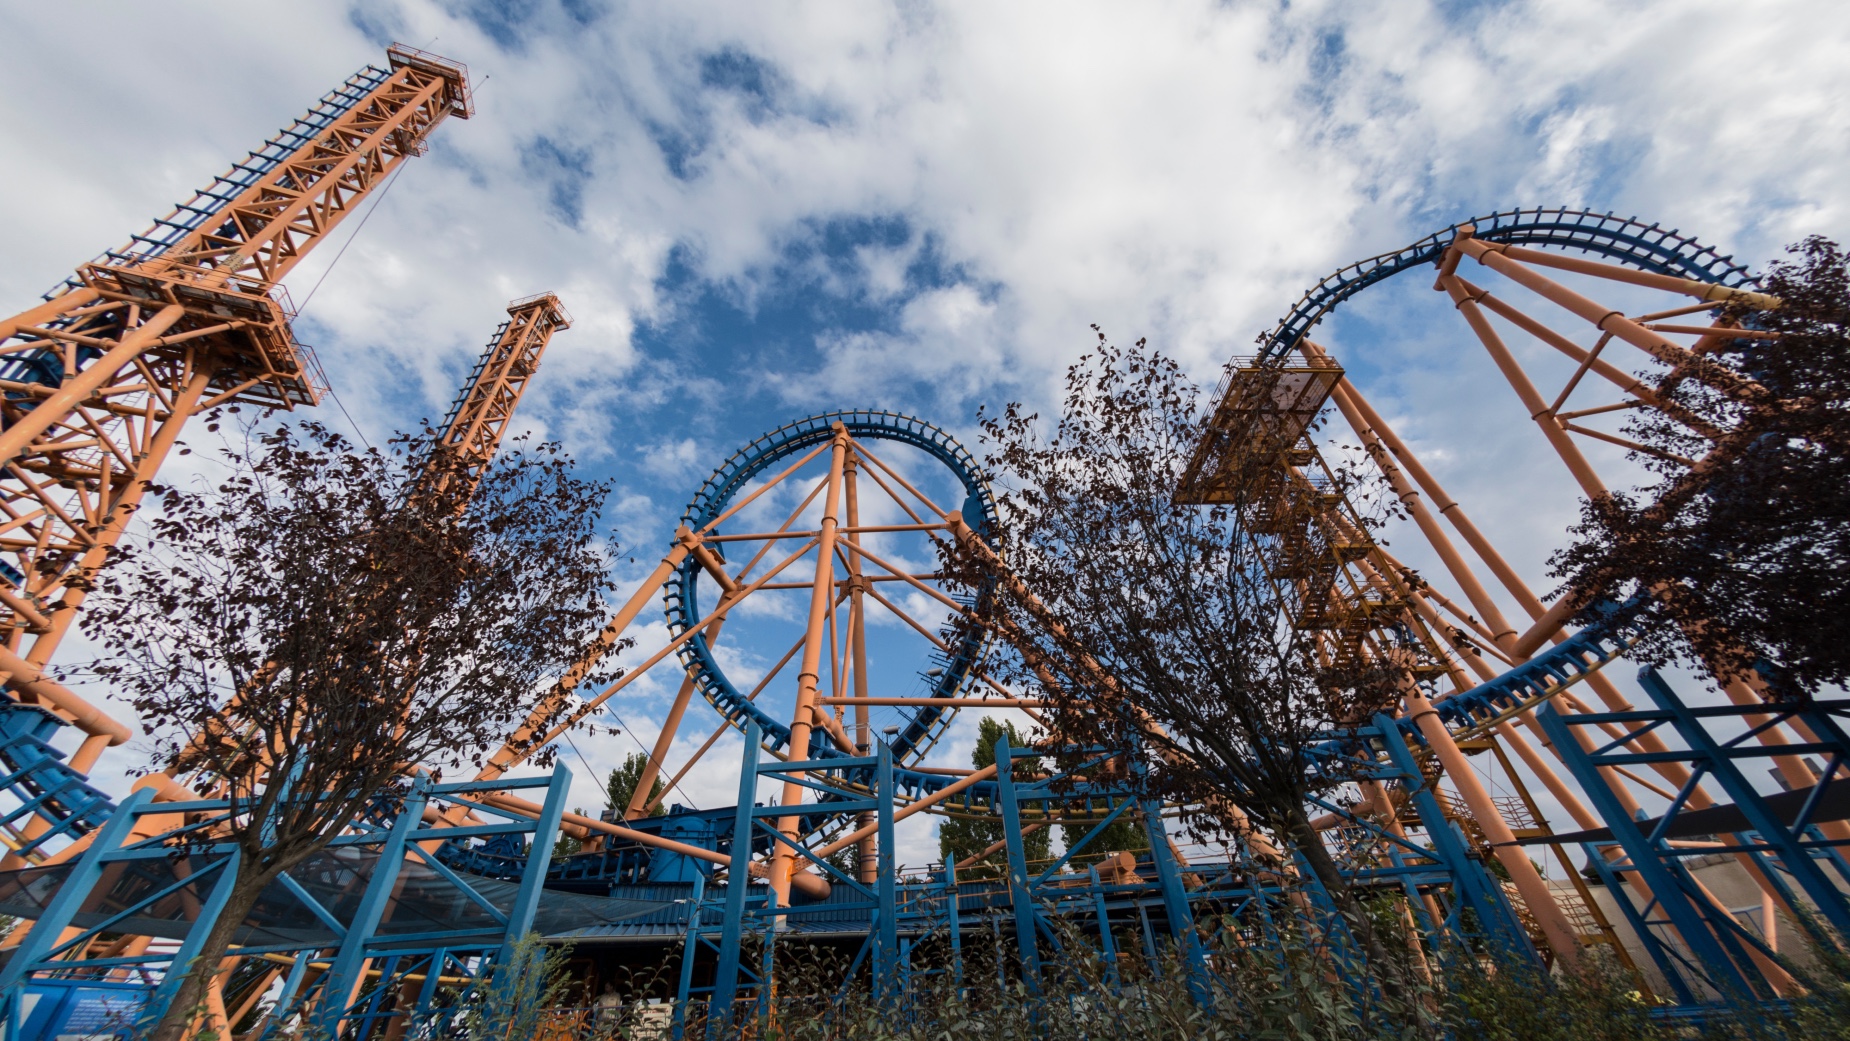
xmin=1403 ymin=684 xmax=1582 ymax=965
xmin=476 ymin=539 xmax=691 ymax=783
xmin=842 ymin=455 xmax=879 ymax=884
xmin=0 ymin=45 xmax=474 ymax=778
xmin=1439 ymin=242 xmax=1836 ymax=807
xmin=769 ymin=425 xmax=851 ymax=909
xmin=625 ymin=673 xmax=701 ymax=821
xmin=1438 ymin=275 xmax=1609 ymax=502
xmin=1307 ymin=350 xmax=1522 ymax=653
xmin=26 ymin=364 xmax=215 ymax=667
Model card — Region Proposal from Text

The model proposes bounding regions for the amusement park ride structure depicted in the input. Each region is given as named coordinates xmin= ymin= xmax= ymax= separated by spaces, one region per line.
xmin=0 ymin=44 xmax=1842 ymax=1041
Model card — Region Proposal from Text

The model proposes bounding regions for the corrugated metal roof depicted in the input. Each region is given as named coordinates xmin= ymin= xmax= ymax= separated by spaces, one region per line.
xmin=539 ymin=876 xmax=1166 ymax=944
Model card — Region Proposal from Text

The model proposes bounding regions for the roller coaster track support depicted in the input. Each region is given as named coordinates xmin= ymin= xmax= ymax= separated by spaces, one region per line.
xmin=23 ymin=231 xmax=1830 ymax=1027
xmin=0 ymin=45 xmax=472 ymax=755
xmin=12 ymin=398 xmax=1779 ymax=1030
xmin=1224 ymin=208 xmax=1850 ymax=995
xmin=1537 ymin=670 xmax=1850 ymax=1004
xmin=0 ymin=770 xmax=574 ymax=1039
xmin=768 ymin=422 xmax=851 ymax=911
xmin=706 ymin=722 xmax=910 ymax=1035
xmin=109 ymin=291 xmax=571 ymax=820
xmin=470 ymin=412 xmax=1003 ymax=890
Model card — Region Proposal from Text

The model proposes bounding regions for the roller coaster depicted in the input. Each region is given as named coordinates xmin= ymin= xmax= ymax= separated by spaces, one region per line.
xmin=0 ymin=44 xmax=1844 ymax=1041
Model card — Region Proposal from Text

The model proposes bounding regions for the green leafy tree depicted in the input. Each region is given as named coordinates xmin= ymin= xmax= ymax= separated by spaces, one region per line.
xmin=81 ymin=422 xmax=618 ymax=1041
xmin=554 ymin=808 xmax=586 ymax=860
xmin=937 ymin=717 xmax=1050 ymax=876
xmin=1049 ymin=746 xmax=1150 ymax=867
xmin=936 ymin=338 xmax=1410 ymax=993
xmin=605 ymin=752 xmax=667 ymax=818
xmin=1552 ymin=237 xmax=1850 ymax=695
xmin=1057 ymin=805 xmax=1148 ymax=869
xmin=450 ymin=933 xmax=577 ymax=1040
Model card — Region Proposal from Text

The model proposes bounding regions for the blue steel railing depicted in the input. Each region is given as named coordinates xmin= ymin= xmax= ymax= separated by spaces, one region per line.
xmin=0 ymin=704 xmax=118 ymax=859
xmin=1421 ymin=598 xmax=1648 ymax=735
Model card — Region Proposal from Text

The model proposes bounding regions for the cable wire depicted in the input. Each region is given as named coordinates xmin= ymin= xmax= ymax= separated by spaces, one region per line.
xmin=324 ymin=384 xmax=373 ymax=451
xmin=287 ymin=161 xmax=410 ymax=452
xmin=562 ymin=730 xmax=603 ymax=806
xmin=295 ymin=161 xmax=407 ymax=313
xmin=597 ymin=703 xmax=702 ymax=812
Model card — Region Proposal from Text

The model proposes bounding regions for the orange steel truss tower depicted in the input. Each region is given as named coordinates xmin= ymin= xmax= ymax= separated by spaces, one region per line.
xmin=431 ymin=292 xmax=572 ymax=486
xmin=0 ymin=45 xmax=471 ymax=772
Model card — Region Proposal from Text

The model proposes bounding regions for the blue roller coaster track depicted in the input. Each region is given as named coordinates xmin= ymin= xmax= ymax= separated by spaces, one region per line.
xmin=1254 ymin=207 xmax=1756 ymax=366
xmin=664 ymin=410 xmax=1001 ymax=786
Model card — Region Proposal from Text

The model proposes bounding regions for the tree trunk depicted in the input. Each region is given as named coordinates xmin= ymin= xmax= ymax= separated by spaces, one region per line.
xmin=148 ymin=864 xmax=277 ymax=1041
xmin=1282 ymin=804 xmax=1404 ymax=997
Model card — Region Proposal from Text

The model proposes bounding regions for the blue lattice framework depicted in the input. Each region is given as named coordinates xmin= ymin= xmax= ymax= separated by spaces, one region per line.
xmin=1538 ymin=672 xmax=1850 ymax=1004
xmin=1409 ymin=599 xmax=1649 ymax=738
xmin=983 ymin=733 xmax=1209 ymax=998
xmin=0 ymin=705 xmax=117 ymax=870
xmin=0 ymin=572 xmax=1641 ymax=1032
xmin=1299 ymin=718 xmax=1534 ymax=952
xmin=701 ymin=722 xmax=900 ymax=1035
xmin=682 ymin=725 xmax=1535 ymax=1028
xmin=0 ymin=770 xmax=573 ymax=1039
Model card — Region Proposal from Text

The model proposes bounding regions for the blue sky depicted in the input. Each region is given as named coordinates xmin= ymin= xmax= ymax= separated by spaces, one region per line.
xmin=2 ymin=0 xmax=1847 ymax=865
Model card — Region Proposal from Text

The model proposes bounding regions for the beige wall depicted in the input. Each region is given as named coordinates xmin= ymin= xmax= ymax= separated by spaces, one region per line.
xmin=1551 ymin=854 xmax=1838 ymax=1001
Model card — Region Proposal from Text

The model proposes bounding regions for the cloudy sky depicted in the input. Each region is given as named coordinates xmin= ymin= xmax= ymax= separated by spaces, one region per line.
xmin=3 ymin=1 xmax=1847 ymax=866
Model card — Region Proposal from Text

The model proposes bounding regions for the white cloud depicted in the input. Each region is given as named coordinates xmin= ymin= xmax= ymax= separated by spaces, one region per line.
xmin=638 ymin=436 xmax=706 ymax=480
xmin=1517 ymin=105 xmax=1619 ymax=207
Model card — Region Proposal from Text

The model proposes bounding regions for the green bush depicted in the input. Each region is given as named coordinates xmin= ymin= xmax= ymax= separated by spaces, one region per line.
xmin=395 ymin=916 xmax=1850 ymax=1040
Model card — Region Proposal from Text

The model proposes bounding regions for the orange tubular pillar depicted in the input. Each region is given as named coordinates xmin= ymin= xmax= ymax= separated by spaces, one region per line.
xmin=1441 ymin=235 xmax=1840 ymax=812
xmin=476 ymin=538 xmax=692 ymax=783
xmin=1335 ymin=308 xmax=1830 ymax=893
xmin=1455 ymin=237 xmax=1778 ymax=404
xmin=1441 ymin=254 xmax=1763 ymax=781
xmin=625 ymin=673 xmax=702 ymax=821
xmin=627 ymin=603 xmax=734 ymax=820
xmin=1437 ymin=276 xmax=1609 ymax=502
xmin=1403 ymin=684 xmax=1581 ymax=964
xmin=843 ymin=455 xmax=879 ymax=884
xmin=1327 ymin=369 xmax=1715 ymax=772
xmin=1304 ymin=347 xmax=1521 ymax=653
xmin=1313 ymin=343 xmax=1707 ymax=809
xmin=1322 ymin=365 xmax=1545 ymax=621
xmin=770 ymin=425 xmax=851 ymax=909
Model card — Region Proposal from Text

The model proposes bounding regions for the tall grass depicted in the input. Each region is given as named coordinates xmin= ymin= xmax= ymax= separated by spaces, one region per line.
xmin=432 ymin=918 xmax=1850 ymax=1041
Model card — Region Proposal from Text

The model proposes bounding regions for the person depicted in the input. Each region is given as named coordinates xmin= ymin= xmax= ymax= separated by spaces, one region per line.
xmin=594 ymin=978 xmax=624 ymax=1031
